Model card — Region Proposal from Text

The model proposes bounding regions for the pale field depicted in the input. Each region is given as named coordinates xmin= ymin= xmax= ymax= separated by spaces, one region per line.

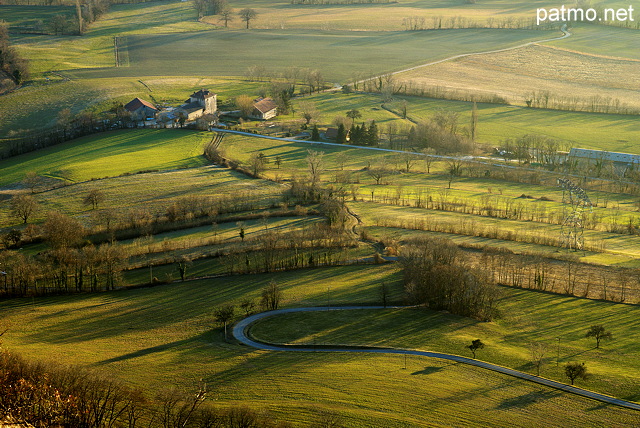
xmin=394 ymin=44 xmax=640 ymax=108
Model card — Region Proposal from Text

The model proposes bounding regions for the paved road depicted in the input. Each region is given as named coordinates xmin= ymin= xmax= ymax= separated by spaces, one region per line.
xmin=233 ymin=306 xmax=640 ymax=411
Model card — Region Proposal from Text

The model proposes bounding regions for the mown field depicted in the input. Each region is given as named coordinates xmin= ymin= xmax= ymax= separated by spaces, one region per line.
xmin=2 ymin=266 xmax=640 ymax=427
xmin=394 ymin=43 xmax=640 ymax=110
xmin=249 ymin=285 xmax=640 ymax=402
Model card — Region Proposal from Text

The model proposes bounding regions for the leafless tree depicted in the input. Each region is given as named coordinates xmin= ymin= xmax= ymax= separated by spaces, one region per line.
xmin=9 ymin=194 xmax=38 ymax=224
xmin=306 ymin=149 xmax=325 ymax=185
xmin=238 ymin=8 xmax=257 ymax=28
xmin=82 ymin=189 xmax=105 ymax=210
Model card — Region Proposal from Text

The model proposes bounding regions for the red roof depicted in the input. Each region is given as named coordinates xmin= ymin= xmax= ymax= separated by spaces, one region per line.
xmin=253 ymin=97 xmax=277 ymax=114
xmin=124 ymin=97 xmax=157 ymax=112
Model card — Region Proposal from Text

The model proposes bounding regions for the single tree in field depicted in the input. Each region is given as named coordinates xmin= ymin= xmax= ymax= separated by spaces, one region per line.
xmin=175 ymin=255 xmax=192 ymax=281
xmin=261 ymin=280 xmax=282 ymax=311
xmin=240 ymin=298 xmax=255 ymax=316
xmin=468 ymin=339 xmax=484 ymax=359
xmin=274 ymin=156 xmax=282 ymax=169
xmin=585 ymin=325 xmax=613 ymax=349
xmin=218 ymin=5 xmax=234 ymax=27
xmin=23 ymin=171 xmax=41 ymax=193
xmin=214 ymin=304 xmax=235 ymax=340
xmin=238 ymin=8 xmax=257 ymax=29
xmin=83 ymin=189 xmax=105 ymax=210
xmin=10 ymin=194 xmax=38 ymax=224
xmin=530 ymin=342 xmax=548 ymax=376
xmin=299 ymin=100 xmax=319 ymax=125
xmin=306 ymin=149 xmax=325 ymax=186
xmin=564 ymin=362 xmax=588 ymax=385
xmin=311 ymin=124 xmax=320 ymax=141
xmin=346 ymin=108 xmax=362 ymax=126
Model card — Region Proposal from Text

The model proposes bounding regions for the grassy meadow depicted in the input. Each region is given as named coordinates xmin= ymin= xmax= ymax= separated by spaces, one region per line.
xmin=2 ymin=267 xmax=640 ymax=426
xmin=249 ymin=286 xmax=640 ymax=402
xmin=0 ymin=129 xmax=211 ymax=185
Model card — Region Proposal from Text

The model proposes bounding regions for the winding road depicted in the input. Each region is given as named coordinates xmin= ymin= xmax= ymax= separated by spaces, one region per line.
xmin=233 ymin=306 xmax=640 ymax=411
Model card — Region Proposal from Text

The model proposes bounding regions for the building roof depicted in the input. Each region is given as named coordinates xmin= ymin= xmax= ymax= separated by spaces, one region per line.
xmin=178 ymin=102 xmax=205 ymax=114
xmin=253 ymin=97 xmax=277 ymax=114
xmin=569 ymin=148 xmax=640 ymax=164
xmin=325 ymin=128 xmax=338 ymax=139
xmin=124 ymin=97 xmax=158 ymax=112
xmin=190 ymin=89 xmax=216 ymax=100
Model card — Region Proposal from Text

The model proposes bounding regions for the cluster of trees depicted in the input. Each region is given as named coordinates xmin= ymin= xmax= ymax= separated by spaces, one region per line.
xmin=245 ymin=65 xmax=325 ymax=94
xmin=0 ymin=346 xmax=318 ymax=427
xmin=400 ymin=15 xmax=557 ymax=30
xmin=348 ymin=120 xmax=379 ymax=146
xmin=401 ymin=236 xmax=499 ymax=321
xmin=524 ymin=90 xmax=639 ymax=115
xmin=407 ymin=119 xmax=473 ymax=154
xmin=0 ymin=25 xmax=29 ymax=86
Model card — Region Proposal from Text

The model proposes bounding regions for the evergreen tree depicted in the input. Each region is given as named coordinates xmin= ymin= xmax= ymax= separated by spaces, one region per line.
xmin=349 ymin=123 xmax=357 ymax=145
xmin=311 ymin=124 xmax=320 ymax=141
xmin=336 ymin=123 xmax=347 ymax=144
xmin=367 ymin=120 xmax=379 ymax=146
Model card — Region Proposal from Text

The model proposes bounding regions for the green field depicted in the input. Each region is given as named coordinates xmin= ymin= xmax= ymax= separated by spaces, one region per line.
xmin=2 ymin=266 xmax=640 ymax=426
xmin=0 ymin=129 xmax=210 ymax=185
xmin=249 ymin=285 xmax=640 ymax=401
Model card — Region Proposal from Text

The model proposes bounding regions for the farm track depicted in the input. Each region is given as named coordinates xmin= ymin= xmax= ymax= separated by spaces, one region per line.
xmin=234 ymin=305 xmax=640 ymax=412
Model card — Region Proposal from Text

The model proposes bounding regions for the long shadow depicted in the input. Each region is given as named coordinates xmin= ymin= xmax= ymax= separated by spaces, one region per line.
xmin=496 ymin=390 xmax=562 ymax=410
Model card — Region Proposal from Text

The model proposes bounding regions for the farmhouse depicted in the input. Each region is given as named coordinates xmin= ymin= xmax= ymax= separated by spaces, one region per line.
xmin=175 ymin=89 xmax=217 ymax=122
xmin=325 ymin=127 xmax=350 ymax=142
xmin=251 ymin=97 xmax=278 ymax=120
xmin=124 ymin=97 xmax=158 ymax=121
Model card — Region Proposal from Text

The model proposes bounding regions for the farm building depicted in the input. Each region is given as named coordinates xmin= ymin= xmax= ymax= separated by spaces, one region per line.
xmin=175 ymin=89 xmax=217 ymax=122
xmin=569 ymin=148 xmax=640 ymax=165
xmin=124 ymin=97 xmax=158 ymax=121
xmin=325 ymin=127 xmax=350 ymax=142
xmin=251 ymin=97 xmax=278 ymax=120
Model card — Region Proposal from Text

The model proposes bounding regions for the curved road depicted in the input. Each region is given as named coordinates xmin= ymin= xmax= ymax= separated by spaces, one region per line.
xmin=233 ymin=306 xmax=640 ymax=411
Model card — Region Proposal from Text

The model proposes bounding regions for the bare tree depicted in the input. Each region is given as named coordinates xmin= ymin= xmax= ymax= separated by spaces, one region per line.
xmin=530 ymin=342 xmax=548 ymax=376
xmin=306 ymin=149 xmax=325 ymax=186
xmin=585 ymin=325 xmax=613 ymax=349
xmin=235 ymin=94 xmax=254 ymax=118
xmin=10 ymin=194 xmax=38 ymax=224
xmin=218 ymin=5 xmax=234 ymax=27
xmin=22 ymin=171 xmax=41 ymax=193
xmin=83 ymin=189 xmax=105 ymax=210
xmin=214 ymin=305 xmax=235 ymax=340
xmin=422 ymin=147 xmax=436 ymax=173
xmin=261 ymin=280 xmax=282 ymax=311
xmin=238 ymin=8 xmax=257 ymax=29
xmin=43 ymin=211 xmax=85 ymax=249
xmin=299 ymin=100 xmax=319 ymax=125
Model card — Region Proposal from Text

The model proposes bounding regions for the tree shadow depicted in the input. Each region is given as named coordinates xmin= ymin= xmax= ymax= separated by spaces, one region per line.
xmin=411 ymin=366 xmax=443 ymax=376
xmin=496 ymin=390 xmax=562 ymax=410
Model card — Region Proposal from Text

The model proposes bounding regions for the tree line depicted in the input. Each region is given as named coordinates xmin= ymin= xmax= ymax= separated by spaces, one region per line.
xmin=0 ymin=25 xmax=29 ymax=87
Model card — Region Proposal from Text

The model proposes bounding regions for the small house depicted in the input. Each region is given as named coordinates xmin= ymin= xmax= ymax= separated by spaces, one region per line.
xmin=124 ymin=97 xmax=158 ymax=121
xmin=251 ymin=97 xmax=278 ymax=120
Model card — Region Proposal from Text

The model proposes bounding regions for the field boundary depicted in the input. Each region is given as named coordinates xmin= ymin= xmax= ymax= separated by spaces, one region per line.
xmin=355 ymin=25 xmax=571 ymax=86
xmin=234 ymin=305 xmax=640 ymax=411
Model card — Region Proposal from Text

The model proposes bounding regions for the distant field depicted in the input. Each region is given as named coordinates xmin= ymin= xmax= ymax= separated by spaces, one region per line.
xmin=394 ymin=43 xmax=640 ymax=110
xmin=203 ymin=0 xmax=562 ymax=31
xmin=548 ymin=24 xmax=640 ymax=60
xmin=62 ymin=28 xmax=556 ymax=82
xmin=0 ymin=5 xmax=74 ymax=29
xmin=2 ymin=266 xmax=640 ymax=426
